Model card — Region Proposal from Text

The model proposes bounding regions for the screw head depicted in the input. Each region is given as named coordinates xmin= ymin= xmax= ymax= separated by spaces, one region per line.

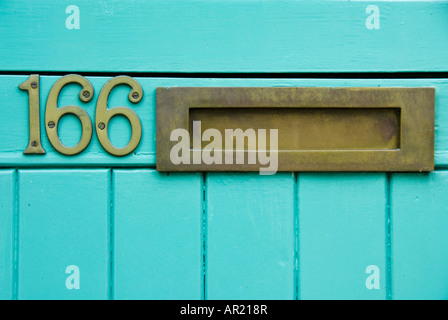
xmin=30 ymin=82 xmax=38 ymax=89
xmin=82 ymin=91 xmax=90 ymax=99
xmin=132 ymin=92 xmax=139 ymax=100
xmin=98 ymin=122 xmax=106 ymax=130
xmin=31 ymin=141 xmax=38 ymax=147
xmin=48 ymin=121 xmax=55 ymax=129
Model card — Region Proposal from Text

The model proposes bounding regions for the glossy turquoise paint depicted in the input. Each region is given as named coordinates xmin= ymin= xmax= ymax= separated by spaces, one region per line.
xmin=206 ymin=173 xmax=295 ymax=300
xmin=1 ymin=1 xmax=448 ymax=72
xmin=391 ymin=171 xmax=448 ymax=300
xmin=0 ymin=170 xmax=14 ymax=300
xmin=0 ymin=76 xmax=446 ymax=166
xmin=298 ymin=173 xmax=387 ymax=300
xmin=18 ymin=170 xmax=109 ymax=300
xmin=113 ymin=170 xmax=202 ymax=300
xmin=0 ymin=0 xmax=447 ymax=301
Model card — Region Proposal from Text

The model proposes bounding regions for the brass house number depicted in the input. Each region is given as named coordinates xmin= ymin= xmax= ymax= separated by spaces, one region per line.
xmin=19 ymin=74 xmax=143 ymax=157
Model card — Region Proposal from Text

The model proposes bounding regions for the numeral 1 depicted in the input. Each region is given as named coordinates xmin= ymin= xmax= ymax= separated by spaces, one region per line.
xmin=19 ymin=74 xmax=46 ymax=154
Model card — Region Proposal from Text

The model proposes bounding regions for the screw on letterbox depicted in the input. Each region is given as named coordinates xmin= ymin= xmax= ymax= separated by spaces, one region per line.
xmin=30 ymin=82 xmax=38 ymax=89
xmin=31 ymin=141 xmax=38 ymax=147
xmin=132 ymin=92 xmax=139 ymax=99
xmin=98 ymin=122 xmax=106 ymax=130
xmin=48 ymin=121 xmax=55 ymax=129
xmin=82 ymin=91 xmax=90 ymax=99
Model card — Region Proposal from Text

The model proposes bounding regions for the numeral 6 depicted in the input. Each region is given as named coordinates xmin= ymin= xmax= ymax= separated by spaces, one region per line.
xmin=96 ymin=76 xmax=143 ymax=156
xmin=45 ymin=74 xmax=94 ymax=155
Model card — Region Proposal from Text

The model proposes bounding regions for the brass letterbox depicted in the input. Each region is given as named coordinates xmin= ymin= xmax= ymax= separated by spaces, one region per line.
xmin=156 ymin=87 xmax=434 ymax=172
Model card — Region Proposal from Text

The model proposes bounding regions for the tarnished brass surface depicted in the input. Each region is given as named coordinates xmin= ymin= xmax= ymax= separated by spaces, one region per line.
xmin=95 ymin=76 xmax=143 ymax=157
xmin=45 ymin=74 xmax=94 ymax=156
xmin=156 ymin=87 xmax=435 ymax=172
xmin=19 ymin=74 xmax=46 ymax=154
xmin=189 ymin=107 xmax=401 ymax=151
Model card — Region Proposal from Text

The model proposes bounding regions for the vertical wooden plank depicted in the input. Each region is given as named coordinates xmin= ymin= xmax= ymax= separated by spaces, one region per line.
xmin=113 ymin=170 xmax=202 ymax=300
xmin=299 ymin=173 xmax=387 ymax=300
xmin=18 ymin=170 xmax=109 ymax=300
xmin=0 ymin=170 xmax=15 ymax=300
xmin=207 ymin=172 xmax=295 ymax=300
xmin=391 ymin=171 xmax=448 ymax=300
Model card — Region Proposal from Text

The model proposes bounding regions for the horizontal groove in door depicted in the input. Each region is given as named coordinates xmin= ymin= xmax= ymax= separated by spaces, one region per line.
xmin=2 ymin=71 xmax=448 ymax=79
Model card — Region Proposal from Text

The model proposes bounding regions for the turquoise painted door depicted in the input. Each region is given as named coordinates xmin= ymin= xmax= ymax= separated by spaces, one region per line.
xmin=1 ymin=1 xmax=448 ymax=300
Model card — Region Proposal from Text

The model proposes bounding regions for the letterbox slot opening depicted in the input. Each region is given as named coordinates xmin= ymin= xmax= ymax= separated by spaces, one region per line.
xmin=188 ymin=107 xmax=401 ymax=151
